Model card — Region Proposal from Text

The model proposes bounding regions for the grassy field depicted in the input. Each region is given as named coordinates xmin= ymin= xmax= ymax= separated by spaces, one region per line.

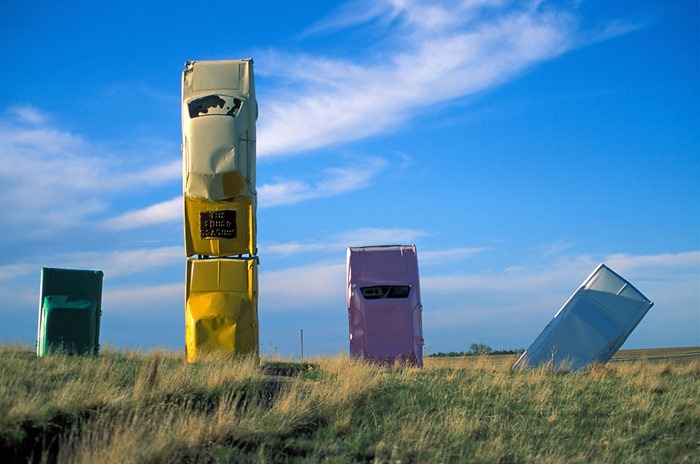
xmin=1 ymin=346 xmax=698 ymax=463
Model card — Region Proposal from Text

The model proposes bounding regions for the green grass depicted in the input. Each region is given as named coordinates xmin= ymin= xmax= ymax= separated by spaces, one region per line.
xmin=1 ymin=345 xmax=698 ymax=463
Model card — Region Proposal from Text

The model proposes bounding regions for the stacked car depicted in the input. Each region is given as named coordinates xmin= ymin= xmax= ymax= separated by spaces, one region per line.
xmin=182 ymin=59 xmax=259 ymax=362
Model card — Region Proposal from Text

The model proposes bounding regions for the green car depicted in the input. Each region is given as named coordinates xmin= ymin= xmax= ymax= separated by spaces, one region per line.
xmin=37 ymin=267 xmax=103 ymax=356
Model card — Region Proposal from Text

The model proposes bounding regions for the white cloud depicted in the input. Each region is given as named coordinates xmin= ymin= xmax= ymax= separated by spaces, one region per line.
xmin=262 ymin=227 xmax=429 ymax=259
xmin=104 ymin=196 xmax=182 ymax=230
xmin=262 ymin=241 xmax=339 ymax=257
xmin=257 ymin=179 xmax=313 ymax=207
xmin=334 ymin=227 xmax=428 ymax=247
xmin=103 ymin=283 xmax=183 ymax=314
xmin=259 ymin=158 xmax=387 ymax=206
xmin=0 ymin=246 xmax=182 ymax=282
xmin=605 ymin=251 xmax=700 ymax=279
xmin=8 ymin=104 xmax=47 ymax=125
xmin=260 ymin=228 xmax=430 ymax=262
xmin=299 ymin=0 xmax=399 ymax=36
xmin=420 ymin=252 xmax=698 ymax=297
xmin=0 ymin=108 xmax=180 ymax=235
xmin=256 ymin=0 xmax=586 ymax=158
xmin=128 ymin=159 xmax=181 ymax=185
xmin=58 ymin=247 xmax=182 ymax=278
xmin=419 ymin=247 xmax=490 ymax=264
xmin=259 ymin=262 xmax=346 ymax=311
xmin=0 ymin=263 xmax=39 ymax=282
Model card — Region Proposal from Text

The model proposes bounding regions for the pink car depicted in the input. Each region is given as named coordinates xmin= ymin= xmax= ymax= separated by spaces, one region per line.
xmin=346 ymin=245 xmax=424 ymax=367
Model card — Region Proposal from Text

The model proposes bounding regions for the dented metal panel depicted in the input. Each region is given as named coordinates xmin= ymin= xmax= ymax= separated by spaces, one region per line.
xmin=182 ymin=59 xmax=257 ymax=257
xmin=37 ymin=267 xmax=103 ymax=356
xmin=347 ymin=245 xmax=424 ymax=367
xmin=513 ymin=263 xmax=654 ymax=371
xmin=182 ymin=59 xmax=257 ymax=200
xmin=185 ymin=257 xmax=259 ymax=362
xmin=184 ymin=194 xmax=256 ymax=256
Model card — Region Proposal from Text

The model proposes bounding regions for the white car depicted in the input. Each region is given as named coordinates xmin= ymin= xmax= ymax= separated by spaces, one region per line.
xmin=513 ymin=263 xmax=653 ymax=371
xmin=182 ymin=59 xmax=257 ymax=201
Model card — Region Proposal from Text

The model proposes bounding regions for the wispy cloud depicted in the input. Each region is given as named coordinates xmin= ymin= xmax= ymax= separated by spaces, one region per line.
xmin=259 ymin=261 xmax=346 ymax=312
xmin=334 ymin=227 xmax=429 ymax=247
xmin=103 ymin=283 xmax=183 ymax=314
xmin=419 ymin=247 xmax=490 ymax=264
xmin=421 ymin=251 xmax=700 ymax=296
xmin=605 ymin=251 xmax=700 ymax=279
xmin=0 ymin=107 xmax=180 ymax=235
xmin=104 ymin=196 xmax=182 ymax=230
xmin=52 ymin=247 xmax=182 ymax=279
xmin=8 ymin=104 xmax=47 ymax=125
xmin=262 ymin=242 xmax=339 ymax=257
xmin=0 ymin=246 xmax=182 ymax=281
xmin=299 ymin=0 xmax=401 ymax=36
xmin=262 ymin=227 xmax=430 ymax=258
xmin=421 ymin=256 xmax=597 ymax=295
xmin=0 ymin=263 xmax=38 ymax=282
xmin=259 ymin=157 xmax=388 ymax=206
xmin=256 ymin=0 xmax=598 ymax=158
xmin=127 ymin=159 xmax=181 ymax=185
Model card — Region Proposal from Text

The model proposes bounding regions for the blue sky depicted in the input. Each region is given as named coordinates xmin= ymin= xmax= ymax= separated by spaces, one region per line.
xmin=1 ymin=0 xmax=698 ymax=357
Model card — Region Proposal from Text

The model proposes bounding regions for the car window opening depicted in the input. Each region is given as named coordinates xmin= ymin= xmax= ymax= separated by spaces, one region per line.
xmin=360 ymin=285 xmax=411 ymax=299
xmin=188 ymin=95 xmax=242 ymax=118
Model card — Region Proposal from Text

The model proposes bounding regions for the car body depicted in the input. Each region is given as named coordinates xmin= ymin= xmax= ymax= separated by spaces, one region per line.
xmin=513 ymin=263 xmax=654 ymax=371
xmin=347 ymin=245 xmax=424 ymax=367
xmin=185 ymin=257 xmax=259 ymax=362
xmin=37 ymin=267 xmax=103 ymax=356
xmin=182 ymin=59 xmax=257 ymax=257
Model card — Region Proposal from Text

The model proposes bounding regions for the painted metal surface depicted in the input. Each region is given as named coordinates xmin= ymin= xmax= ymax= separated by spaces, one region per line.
xmin=184 ymin=194 xmax=256 ymax=257
xmin=347 ymin=245 xmax=424 ymax=367
xmin=37 ymin=267 xmax=103 ymax=356
xmin=182 ymin=59 xmax=261 ymax=362
xmin=182 ymin=59 xmax=257 ymax=257
xmin=185 ymin=257 xmax=259 ymax=362
xmin=513 ymin=263 xmax=654 ymax=371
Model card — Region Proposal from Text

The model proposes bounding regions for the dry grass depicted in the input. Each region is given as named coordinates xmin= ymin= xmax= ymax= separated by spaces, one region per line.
xmin=1 ymin=345 xmax=698 ymax=463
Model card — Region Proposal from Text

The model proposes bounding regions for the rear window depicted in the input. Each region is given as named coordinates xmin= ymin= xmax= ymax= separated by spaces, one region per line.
xmin=188 ymin=95 xmax=242 ymax=118
xmin=360 ymin=285 xmax=411 ymax=299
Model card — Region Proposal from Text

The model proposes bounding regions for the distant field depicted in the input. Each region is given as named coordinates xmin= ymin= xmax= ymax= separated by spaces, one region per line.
xmin=612 ymin=346 xmax=700 ymax=359
xmin=425 ymin=346 xmax=700 ymax=368
xmin=1 ymin=345 xmax=698 ymax=463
